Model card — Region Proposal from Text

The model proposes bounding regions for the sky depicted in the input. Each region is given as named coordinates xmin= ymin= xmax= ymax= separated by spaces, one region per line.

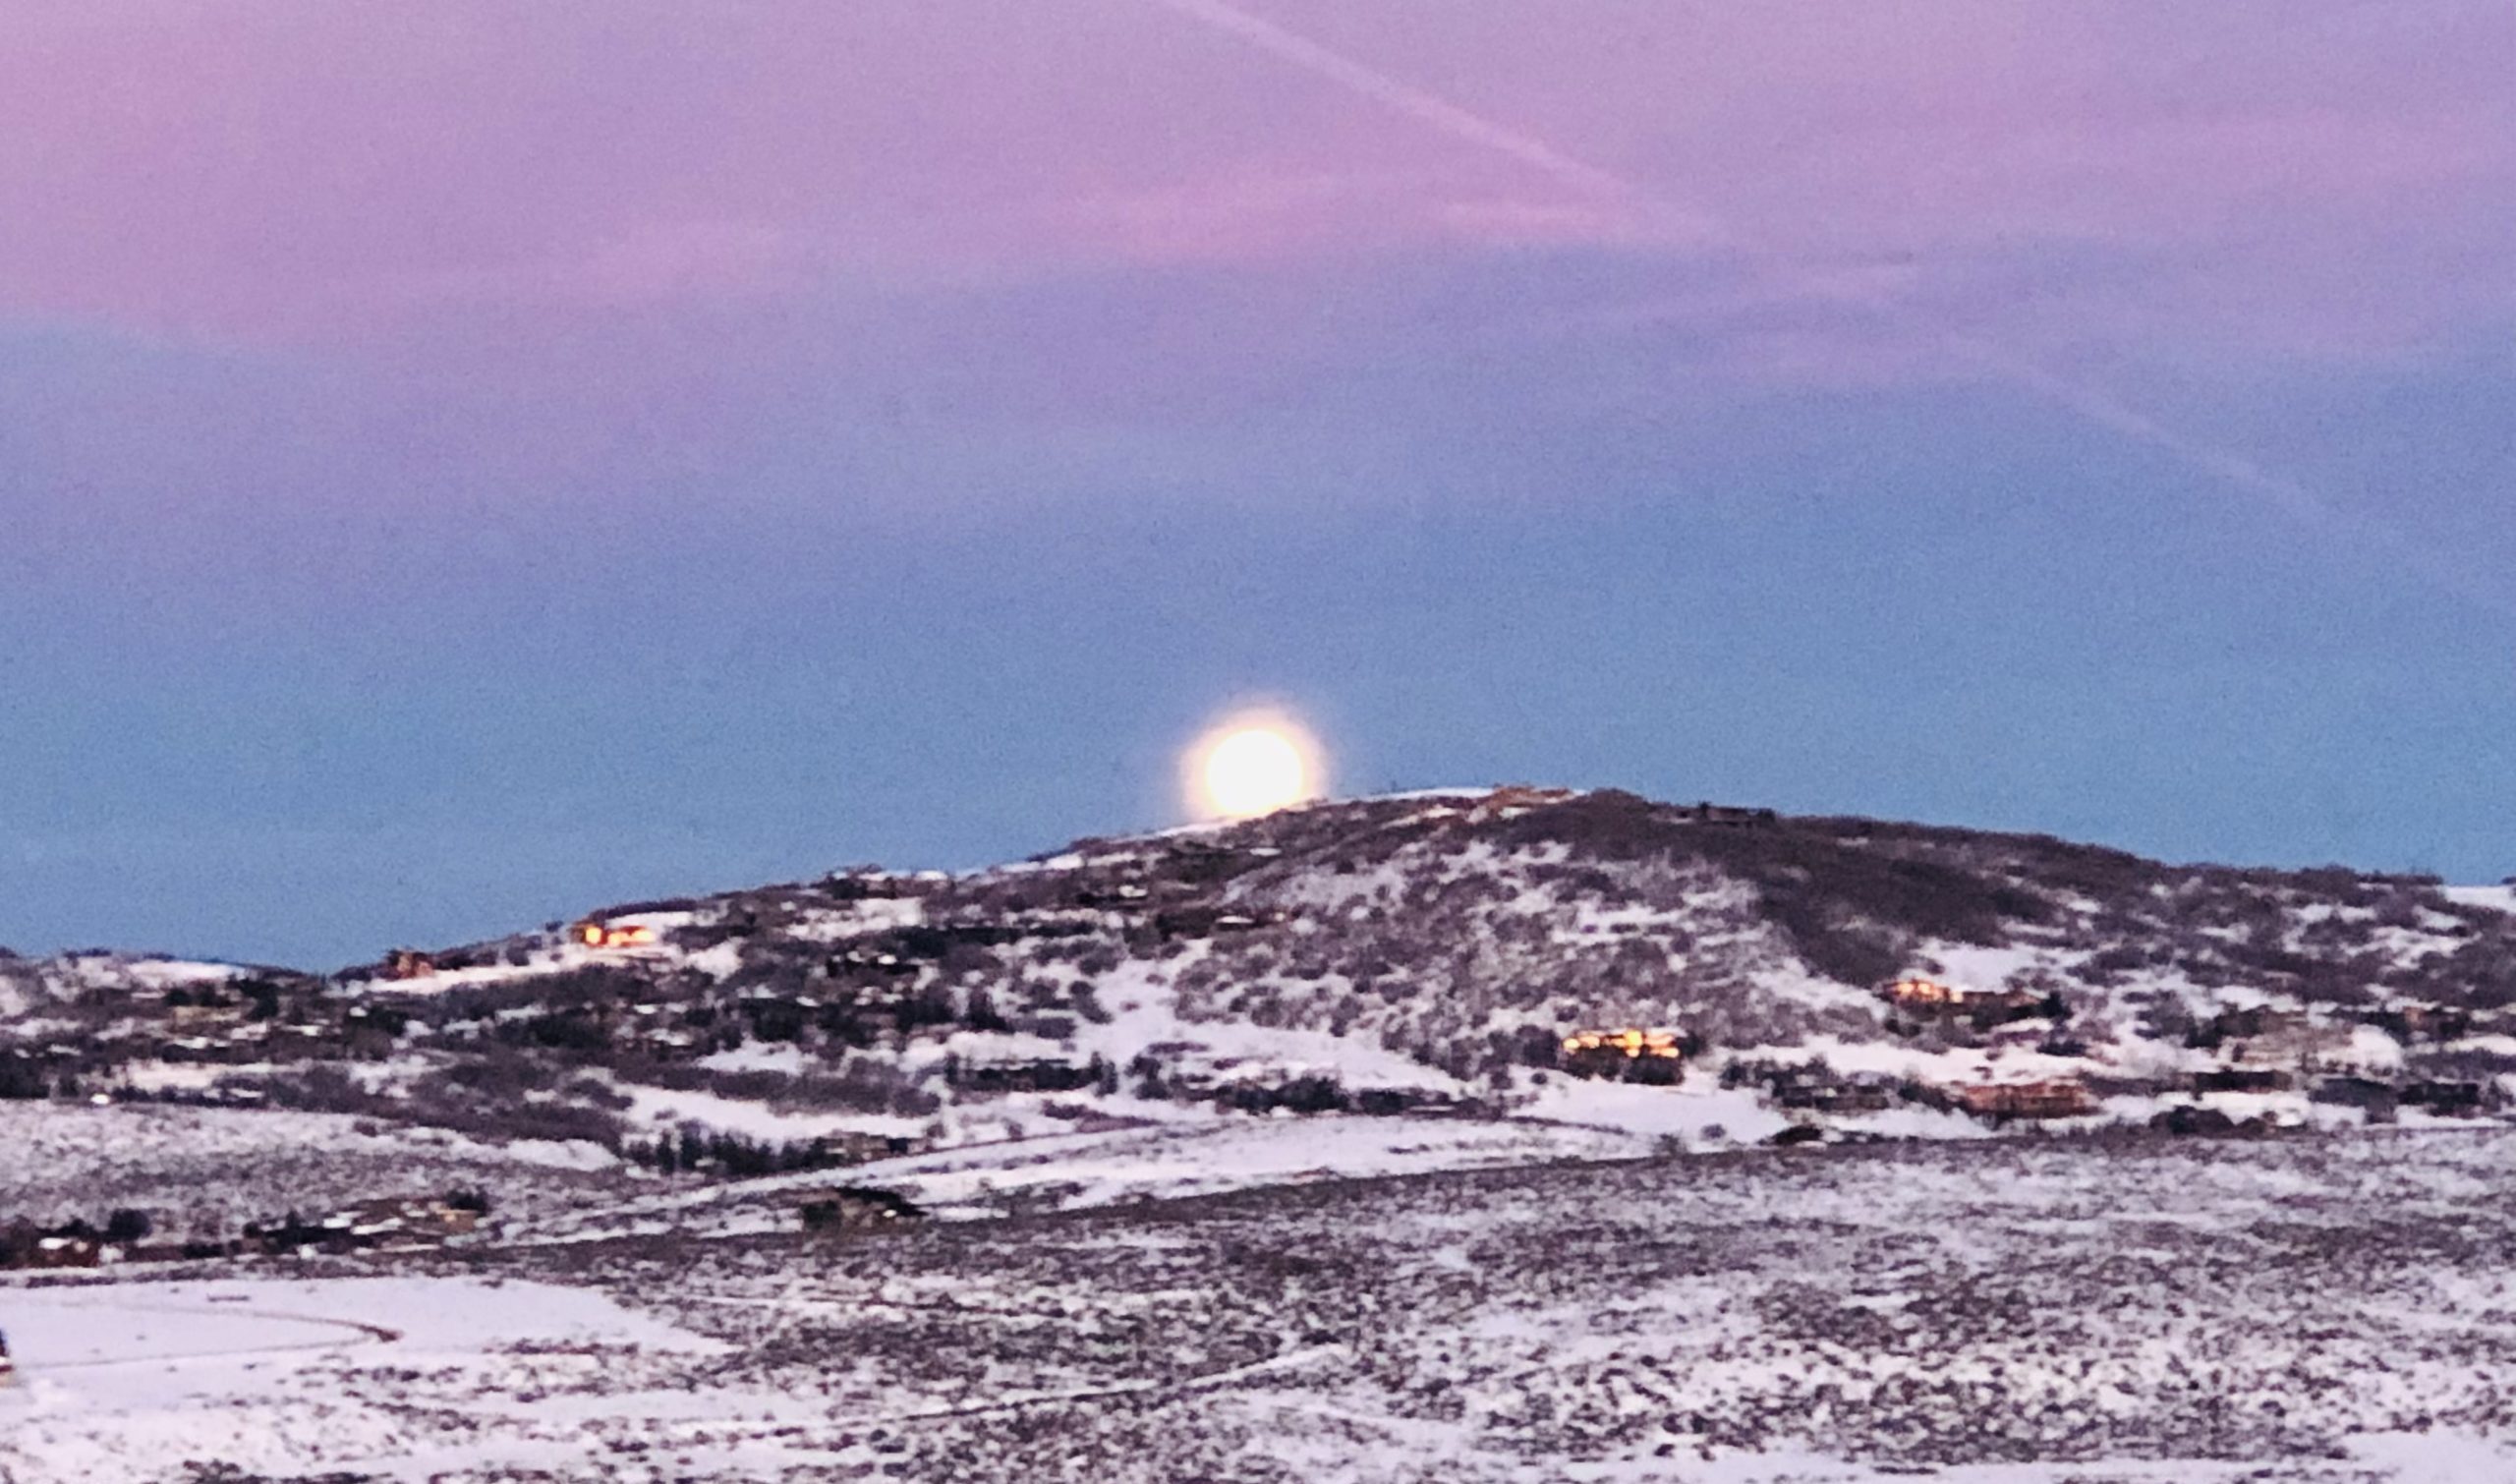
xmin=1 ymin=0 xmax=2510 ymax=967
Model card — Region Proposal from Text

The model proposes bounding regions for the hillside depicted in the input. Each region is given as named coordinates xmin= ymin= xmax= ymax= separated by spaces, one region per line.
xmin=5 ymin=786 xmax=2514 ymax=1236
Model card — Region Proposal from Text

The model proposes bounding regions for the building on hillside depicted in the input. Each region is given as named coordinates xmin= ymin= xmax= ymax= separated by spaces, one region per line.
xmin=1882 ymin=977 xmax=2057 ymax=1024
xmin=2378 ymin=1002 xmax=2474 ymax=1043
xmin=29 ymin=1232 xmax=102 ymax=1269
xmin=795 ymin=1186 xmax=922 ymax=1231
xmin=949 ymin=1055 xmax=1105 ymax=1095
xmin=1781 ymin=1067 xmax=1899 ymax=1114
xmin=382 ymin=948 xmax=438 ymax=980
xmin=1883 ymin=977 xmax=1968 ymax=1007
xmin=2401 ymin=1080 xmax=2488 ymax=1115
xmin=575 ymin=920 xmax=659 ymax=950
xmin=821 ymin=871 xmax=908 ymax=901
xmin=808 ymin=1131 xmax=919 ymax=1165
xmin=2193 ymin=1066 xmax=2293 ymax=1094
xmin=1561 ymin=1028 xmax=1688 ymax=1082
xmin=338 ymin=1197 xmax=482 ymax=1243
xmin=252 ymin=1196 xmax=484 ymax=1257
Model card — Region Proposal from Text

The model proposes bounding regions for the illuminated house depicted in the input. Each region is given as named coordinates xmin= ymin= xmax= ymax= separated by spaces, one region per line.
xmin=1561 ymin=1028 xmax=1688 ymax=1081
xmin=1882 ymin=977 xmax=2055 ymax=1023
xmin=1883 ymin=977 xmax=1971 ymax=1006
xmin=575 ymin=921 xmax=658 ymax=950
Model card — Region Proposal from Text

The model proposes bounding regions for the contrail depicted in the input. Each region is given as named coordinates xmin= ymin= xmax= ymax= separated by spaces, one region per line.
xmin=1146 ymin=0 xmax=2511 ymax=620
xmin=1148 ymin=0 xmax=1725 ymax=243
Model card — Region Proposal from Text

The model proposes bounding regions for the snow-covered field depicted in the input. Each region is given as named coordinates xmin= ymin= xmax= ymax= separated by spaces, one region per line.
xmin=5 ymin=1127 xmax=2512 ymax=1482
xmin=0 ymin=1276 xmax=718 ymax=1483
xmin=532 ymin=1111 xmax=1662 ymax=1241
xmin=0 ymin=1103 xmax=639 ymax=1231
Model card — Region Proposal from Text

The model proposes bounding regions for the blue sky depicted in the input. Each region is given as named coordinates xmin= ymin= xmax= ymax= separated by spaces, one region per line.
xmin=1 ymin=2 xmax=2510 ymax=965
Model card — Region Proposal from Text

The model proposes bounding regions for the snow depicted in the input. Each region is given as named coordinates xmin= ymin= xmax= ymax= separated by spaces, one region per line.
xmin=696 ymin=1041 xmax=815 ymax=1074
xmin=1519 ymin=1073 xmax=1789 ymax=1145
xmin=1790 ymin=1033 xmax=2091 ymax=1088
xmin=680 ymin=941 xmax=745 ymax=979
xmin=852 ymin=1113 xmax=1651 ymax=1214
xmin=1916 ymin=942 xmax=2044 ymax=991
xmin=777 ymin=895 xmax=927 ymax=942
xmin=1071 ymin=949 xmax=1466 ymax=1098
xmin=538 ymin=1112 xmax=1657 ymax=1241
xmin=0 ymin=1103 xmax=617 ymax=1182
xmin=612 ymin=1081 xmax=920 ymax=1143
xmin=0 ymin=1124 xmax=2509 ymax=1481
xmin=111 ymin=958 xmax=252 ymax=991
xmin=2442 ymin=884 xmax=2516 ymax=913
xmin=2344 ymin=1433 xmax=2516 ymax=1483
xmin=0 ymin=1277 xmax=720 ymax=1484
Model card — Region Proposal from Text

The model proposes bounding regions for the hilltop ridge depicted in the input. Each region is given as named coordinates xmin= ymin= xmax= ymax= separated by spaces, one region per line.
xmin=2 ymin=786 xmax=2509 ymax=1204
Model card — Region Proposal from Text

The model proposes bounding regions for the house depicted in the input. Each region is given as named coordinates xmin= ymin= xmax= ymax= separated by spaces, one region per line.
xmin=1721 ymin=1058 xmax=1900 ymax=1113
xmin=1561 ymin=1028 xmax=1687 ymax=1083
xmin=807 ymin=1131 xmax=918 ymax=1165
xmin=1950 ymin=1079 xmax=2096 ymax=1120
xmin=950 ymin=1056 xmax=1104 ymax=1095
xmin=2401 ymin=1080 xmax=2487 ymax=1115
xmin=337 ymin=1197 xmax=482 ymax=1243
xmin=2310 ymin=1075 xmax=2399 ymax=1120
xmin=831 ymin=946 xmax=915 ymax=976
xmin=575 ymin=921 xmax=658 ymax=950
xmin=822 ymin=872 xmax=907 ymax=902
xmin=1789 ymin=1071 xmax=1900 ymax=1115
xmin=2149 ymin=1105 xmax=2268 ymax=1138
xmin=2377 ymin=1003 xmax=2474 ymax=1043
xmin=1883 ymin=977 xmax=1969 ymax=1007
xmin=381 ymin=948 xmax=437 ymax=981
xmin=2194 ymin=1067 xmax=2293 ymax=1094
xmin=1881 ymin=977 xmax=2057 ymax=1025
xmin=795 ymin=1186 xmax=922 ymax=1231
xmin=248 ymin=1196 xmax=483 ymax=1257
xmin=28 ymin=1231 xmax=102 ymax=1269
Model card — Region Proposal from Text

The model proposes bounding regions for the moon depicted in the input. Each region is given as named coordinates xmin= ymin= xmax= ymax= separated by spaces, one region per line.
xmin=1187 ymin=713 xmax=1323 ymax=820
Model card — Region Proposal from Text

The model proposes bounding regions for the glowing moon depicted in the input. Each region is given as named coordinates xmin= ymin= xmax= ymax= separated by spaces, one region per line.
xmin=1187 ymin=713 xmax=1323 ymax=820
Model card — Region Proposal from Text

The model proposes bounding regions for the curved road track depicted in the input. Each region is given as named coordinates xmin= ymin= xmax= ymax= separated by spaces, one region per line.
xmin=1 ymin=1289 xmax=397 ymax=1384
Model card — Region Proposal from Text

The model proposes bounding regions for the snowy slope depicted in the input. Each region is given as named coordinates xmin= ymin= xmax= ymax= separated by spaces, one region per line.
xmin=4 ymin=788 xmax=2511 ymax=1192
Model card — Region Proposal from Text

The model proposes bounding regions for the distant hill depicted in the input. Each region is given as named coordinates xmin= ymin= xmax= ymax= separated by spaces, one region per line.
xmin=5 ymin=787 xmax=2512 ymax=1171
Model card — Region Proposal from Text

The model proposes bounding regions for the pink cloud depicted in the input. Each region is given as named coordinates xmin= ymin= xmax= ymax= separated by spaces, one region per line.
xmin=0 ymin=0 xmax=2502 ymax=378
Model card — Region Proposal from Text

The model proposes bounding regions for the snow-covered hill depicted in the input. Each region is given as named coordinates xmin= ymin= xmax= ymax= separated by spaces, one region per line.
xmin=5 ymin=788 xmax=2513 ymax=1200
xmin=9 ymin=790 xmax=2516 ymax=1482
